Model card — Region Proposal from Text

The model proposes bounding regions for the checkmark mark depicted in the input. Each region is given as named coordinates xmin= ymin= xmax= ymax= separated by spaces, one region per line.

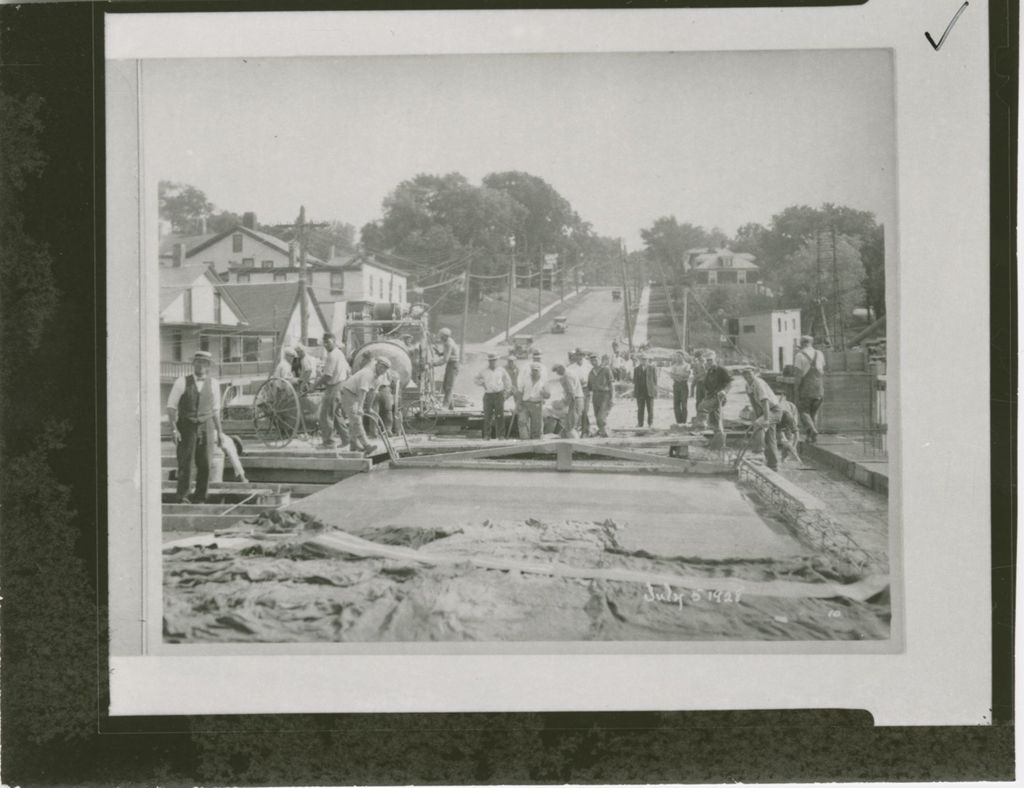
xmin=925 ymin=1 xmax=969 ymax=51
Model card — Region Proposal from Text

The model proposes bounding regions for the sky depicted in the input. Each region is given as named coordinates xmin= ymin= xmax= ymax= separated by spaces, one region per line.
xmin=142 ymin=50 xmax=896 ymax=250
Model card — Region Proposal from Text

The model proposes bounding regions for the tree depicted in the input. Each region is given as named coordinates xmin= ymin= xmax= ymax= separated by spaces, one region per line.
xmin=639 ymin=216 xmax=713 ymax=283
xmin=776 ymin=233 xmax=866 ymax=340
xmin=158 ymin=180 xmax=213 ymax=233
xmin=482 ymin=171 xmax=574 ymax=261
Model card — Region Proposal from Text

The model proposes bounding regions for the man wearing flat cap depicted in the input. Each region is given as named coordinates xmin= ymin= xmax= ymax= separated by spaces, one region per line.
xmin=166 ymin=350 xmax=224 ymax=503
xmin=339 ymin=355 xmax=392 ymax=455
xmin=475 ymin=351 xmax=513 ymax=440
xmin=632 ymin=352 xmax=658 ymax=428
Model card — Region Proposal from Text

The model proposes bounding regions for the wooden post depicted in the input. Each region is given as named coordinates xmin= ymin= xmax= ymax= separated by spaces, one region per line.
xmin=505 ymin=253 xmax=515 ymax=342
xmin=537 ymin=250 xmax=543 ymax=319
xmin=619 ymin=240 xmax=634 ymax=353
xmin=681 ymin=286 xmax=689 ymax=350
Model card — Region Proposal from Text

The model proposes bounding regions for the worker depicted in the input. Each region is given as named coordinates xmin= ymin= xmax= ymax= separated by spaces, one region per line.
xmin=690 ymin=351 xmax=709 ymax=426
xmin=474 ymin=351 xmax=513 ymax=440
xmin=503 ymin=353 xmax=521 ymax=438
xmin=339 ymin=356 xmax=392 ymax=455
xmin=316 ymin=332 xmax=350 ymax=450
xmin=569 ymin=349 xmax=593 ymax=435
xmin=560 ymin=358 xmax=584 ymax=437
xmin=550 ymin=364 xmax=578 ymax=438
xmin=166 ymin=350 xmax=224 ymax=503
xmin=793 ymin=335 xmax=826 ymax=444
xmin=273 ymin=347 xmax=296 ymax=380
xmin=292 ymin=344 xmax=317 ymax=394
xmin=432 ymin=327 xmax=460 ymax=409
xmin=530 ymin=348 xmax=547 ymax=378
xmin=775 ymin=391 xmax=803 ymax=464
xmin=698 ymin=351 xmax=732 ymax=439
xmin=367 ymin=362 xmax=401 ymax=438
xmin=632 ymin=353 xmax=657 ymax=428
xmin=741 ymin=366 xmax=783 ymax=471
xmin=589 ymin=354 xmax=615 ymax=437
xmin=668 ymin=351 xmax=693 ymax=426
xmin=517 ymin=362 xmax=551 ymax=439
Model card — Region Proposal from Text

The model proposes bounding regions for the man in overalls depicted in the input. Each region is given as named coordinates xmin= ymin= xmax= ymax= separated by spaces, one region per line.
xmin=166 ymin=350 xmax=224 ymax=503
xmin=793 ymin=335 xmax=826 ymax=443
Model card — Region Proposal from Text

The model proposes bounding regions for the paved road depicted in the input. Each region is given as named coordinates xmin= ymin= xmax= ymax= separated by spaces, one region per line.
xmin=454 ymin=286 xmax=628 ymax=408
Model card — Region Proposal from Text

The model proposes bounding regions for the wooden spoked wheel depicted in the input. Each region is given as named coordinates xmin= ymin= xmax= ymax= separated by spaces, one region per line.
xmin=253 ymin=377 xmax=302 ymax=448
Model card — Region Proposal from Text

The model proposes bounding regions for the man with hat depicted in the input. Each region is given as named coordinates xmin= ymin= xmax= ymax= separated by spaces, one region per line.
xmin=291 ymin=344 xmax=317 ymax=394
xmin=504 ymin=352 xmax=521 ymax=437
xmin=698 ymin=351 xmax=732 ymax=441
xmin=474 ymin=351 xmax=513 ymax=440
xmin=517 ymin=362 xmax=551 ymax=439
xmin=632 ymin=352 xmax=658 ymax=428
xmin=793 ymin=335 xmax=826 ymax=443
xmin=432 ymin=327 xmax=460 ymax=409
xmin=166 ymin=350 xmax=224 ymax=503
xmin=339 ymin=355 xmax=392 ymax=455
xmin=741 ymin=366 xmax=784 ymax=471
xmin=530 ymin=348 xmax=546 ymax=377
xmin=565 ymin=349 xmax=589 ymax=435
xmin=588 ymin=353 xmax=615 ymax=437
xmin=274 ymin=347 xmax=297 ymax=381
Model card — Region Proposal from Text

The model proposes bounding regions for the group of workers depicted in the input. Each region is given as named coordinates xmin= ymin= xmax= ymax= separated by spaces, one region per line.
xmin=470 ymin=346 xmax=617 ymax=441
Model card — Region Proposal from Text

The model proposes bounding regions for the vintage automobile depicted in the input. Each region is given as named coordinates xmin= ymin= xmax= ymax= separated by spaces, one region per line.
xmin=551 ymin=316 xmax=568 ymax=334
xmin=512 ymin=334 xmax=534 ymax=359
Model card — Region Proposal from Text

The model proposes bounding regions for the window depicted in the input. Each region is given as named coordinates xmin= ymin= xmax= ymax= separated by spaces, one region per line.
xmin=742 ymin=325 xmax=756 ymax=334
xmin=262 ymin=260 xmax=273 ymax=269
xmin=213 ymin=293 xmax=222 ymax=324
xmin=777 ymin=318 xmax=782 ymax=332
xmin=378 ymin=277 xmax=384 ymax=299
xmin=232 ymin=233 xmax=243 ymax=252
xmin=397 ymin=283 xmax=403 ymax=302
xmin=388 ymin=276 xmax=393 ymax=301
xmin=237 ymin=272 xmax=250 ymax=284
xmin=273 ymin=272 xmax=288 ymax=282
xmin=242 ymin=258 xmax=255 ymax=268
xmin=221 ymin=337 xmax=240 ymax=362
xmin=199 ymin=334 xmax=210 ymax=353
xmin=242 ymin=337 xmax=260 ymax=362
xmin=171 ymin=331 xmax=183 ymax=361
xmin=182 ymin=289 xmax=193 ymax=322
xmin=330 ymin=272 xmax=344 ymax=292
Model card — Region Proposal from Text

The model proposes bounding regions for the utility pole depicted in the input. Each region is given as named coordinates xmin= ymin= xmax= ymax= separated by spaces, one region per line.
xmin=619 ymin=239 xmax=634 ymax=353
xmin=461 ymin=245 xmax=472 ymax=362
xmin=815 ymin=228 xmax=822 ymax=347
xmin=559 ymin=261 xmax=565 ymax=303
xmin=505 ymin=251 xmax=515 ymax=342
xmin=271 ymin=205 xmax=328 ymax=346
xmin=830 ymin=222 xmax=842 ymax=350
xmin=681 ymin=286 xmax=689 ymax=350
xmin=537 ymin=248 xmax=543 ymax=319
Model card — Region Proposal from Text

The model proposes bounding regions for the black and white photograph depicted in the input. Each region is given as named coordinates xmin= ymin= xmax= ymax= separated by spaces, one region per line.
xmin=144 ymin=48 xmax=897 ymax=646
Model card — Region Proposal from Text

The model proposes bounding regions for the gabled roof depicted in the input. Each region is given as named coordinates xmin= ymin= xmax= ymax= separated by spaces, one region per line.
xmin=175 ymin=225 xmax=327 ymax=266
xmin=159 ymin=232 xmax=221 ymax=258
xmin=219 ymin=282 xmax=330 ymax=336
xmin=329 ymin=253 xmax=409 ymax=278
xmin=688 ymin=248 xmax=758 ymax=271
xmin=159 ymin=263 xmax=247 ymax=322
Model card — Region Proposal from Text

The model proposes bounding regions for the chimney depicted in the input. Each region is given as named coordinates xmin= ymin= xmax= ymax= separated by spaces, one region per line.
xmin=242 ymin=211 xmax=257 ymax=230
xmin=289 ymin=241 xmax=297 ymax=267
xmin=172 ymin=243 xmax=186 ymax=268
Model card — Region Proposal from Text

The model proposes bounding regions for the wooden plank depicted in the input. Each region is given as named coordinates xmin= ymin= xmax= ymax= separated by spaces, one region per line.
xmin=162 ymin=503 xmax=276 ymax=516
xmin=555 ymin=442 xmax=573 ymax=471
xmin=563 ymin=440 xmax=718 ymax=470
xmin=161 ymin=455 xmax=370 ymax=472
xmin=162 ymin=513 xmax=264 ymax=532
xmin=389 ymin=459 xmax=735 ymax=475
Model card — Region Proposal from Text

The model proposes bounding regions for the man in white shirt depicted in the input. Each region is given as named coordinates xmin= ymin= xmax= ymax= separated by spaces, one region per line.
xmin=166 ymin=350 xmax=223 ymax=503
xmin=742 ymin=366 xmax=784 ymax=471
xmin=474 ymin=352 xmax=513 ymax=440
xmin=433 ymin=327 xmax=460 ymax=409
xmin=340 ymin=356 xmax=392 ymax=454
xmin=516 ymin=362 xmax=551 ymax=440
xmin=292 ymin=344 xmax=318 ymax=393
xmin=569 ymin=349 xmax=593 ymax=434
xmin=562 ymin=352 xmax=585 ymax=436
xmin=273 ymin=347 xmax=296 ymax=381
xmin=316 ymin=333 xmax=351 ymax=449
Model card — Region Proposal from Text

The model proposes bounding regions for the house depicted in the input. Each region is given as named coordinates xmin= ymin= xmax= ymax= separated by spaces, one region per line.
xmin=327 ymin=252 xmax=409 ymax=306
xmin=158 ymin=262 xmax=277 ymax=402
xmin=159 ymin=213 xmax=326 ymax=279
xmin=219 ymin=282 xmax=332 ymax=359
xmin=733 ymin=309 xmax=802 ymax=372
xmin=685 ymin=247 xmax=760 ymax=286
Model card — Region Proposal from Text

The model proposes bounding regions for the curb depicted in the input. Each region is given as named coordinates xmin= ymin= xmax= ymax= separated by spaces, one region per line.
xmin=800 ymin=441 xmax=889 ymax=495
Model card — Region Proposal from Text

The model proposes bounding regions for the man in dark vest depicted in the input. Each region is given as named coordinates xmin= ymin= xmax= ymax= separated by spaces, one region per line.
xmin=632 ymin=353 xmax=658 ymax=427
xmin=698 ymin=351 xmax=733 ymax=440
xmin=166 ymin=350 xmax=224 ymax=503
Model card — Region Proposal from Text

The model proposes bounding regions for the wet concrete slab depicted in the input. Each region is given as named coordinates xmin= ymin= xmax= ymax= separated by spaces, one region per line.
xmin=290 ymin=467 xmax=809 ymax=561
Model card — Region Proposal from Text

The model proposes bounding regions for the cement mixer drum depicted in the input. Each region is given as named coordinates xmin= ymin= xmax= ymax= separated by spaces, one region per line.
xmin=350 ymin=340 xmax=414 ymax=388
